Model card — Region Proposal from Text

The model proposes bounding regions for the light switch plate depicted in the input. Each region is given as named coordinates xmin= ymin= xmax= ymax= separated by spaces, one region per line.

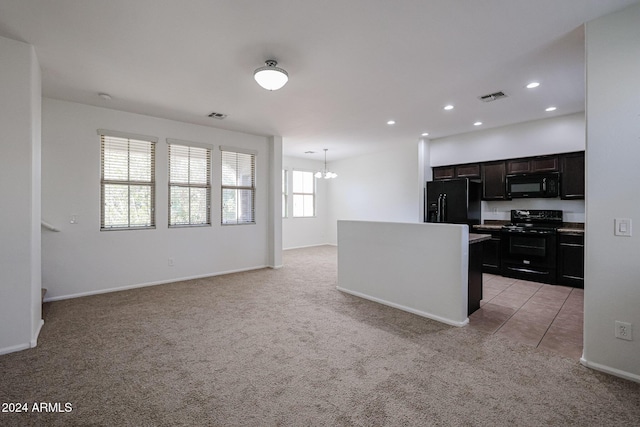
xmin=614 ymin=218 xmax=632 ymax=237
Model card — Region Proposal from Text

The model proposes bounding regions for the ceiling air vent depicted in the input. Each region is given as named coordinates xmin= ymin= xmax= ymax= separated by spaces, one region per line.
xmin=208 ymin=112 xmax=227 ymax=119
xmin=478 ymin=91 xmax=507 ymax=102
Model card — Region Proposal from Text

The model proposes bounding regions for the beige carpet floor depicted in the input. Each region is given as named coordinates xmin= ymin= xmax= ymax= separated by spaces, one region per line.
xmin=1 ymin=245 xmax=639 ymax=426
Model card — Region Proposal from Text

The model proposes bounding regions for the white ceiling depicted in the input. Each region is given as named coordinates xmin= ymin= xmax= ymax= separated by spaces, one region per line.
xmin=0 ymin=0 xmax=637 ymax=161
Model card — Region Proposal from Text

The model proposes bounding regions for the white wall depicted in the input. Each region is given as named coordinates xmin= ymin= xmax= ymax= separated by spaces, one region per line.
xmin=41 ymin=99 xmax=276 ymax=300
xmin=326 ymin=140 xmax=421 ymax=245
xmin=338 ymin=221 xmax=469 ymax=327
xmin=583 ymin=3 xmax=640 ymax=382
xmin=430 ymin=113 xmax=585 ymax=166
xmin=282 ymin=156 xmax=328 ymax=249
xmin=0 ymin=37 xmax=42 ymax=354
xmin=431 ymin=113 xmax=586 ymax=223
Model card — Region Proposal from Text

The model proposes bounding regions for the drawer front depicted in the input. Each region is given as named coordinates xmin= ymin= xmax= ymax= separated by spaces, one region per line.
xmin=559 ymin=233 xmax=584 ymax=245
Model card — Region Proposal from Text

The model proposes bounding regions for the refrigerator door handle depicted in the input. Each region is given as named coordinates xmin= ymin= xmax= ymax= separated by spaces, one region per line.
xmin=441 ymin=193 xmax=447 ymax=222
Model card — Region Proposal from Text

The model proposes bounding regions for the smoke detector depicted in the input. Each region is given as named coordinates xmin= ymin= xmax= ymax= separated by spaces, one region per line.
xmin=478 ymin=91 xmax=507 ymax=102
xmin=208 ymin=112 xmax=227 ymax=119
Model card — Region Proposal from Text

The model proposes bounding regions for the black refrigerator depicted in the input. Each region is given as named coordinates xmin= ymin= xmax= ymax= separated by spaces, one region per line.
xmin=425 ymin=178 xmax=481 ymax=226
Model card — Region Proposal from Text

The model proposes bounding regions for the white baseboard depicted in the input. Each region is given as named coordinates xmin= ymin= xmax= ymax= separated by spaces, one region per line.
xmin=283 ymin=243 xmax=333 ymax=251
xmin=0 ymin=319 xmax=45 ymax=356
xmin=0 ymin=342 xmax=31 ymax=356
xmin=31 ymin=319 xmax=44 ymax=347
xmin=336 ymin=286 xmax=468 ymax=327
xmin=43 ymin=265 xmax=269 ymax=302
xmin=580 ymin=357 xmax=640 ymax=383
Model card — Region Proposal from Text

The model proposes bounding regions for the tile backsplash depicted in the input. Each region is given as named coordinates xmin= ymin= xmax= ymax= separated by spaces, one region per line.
xmin=482 ymin=199 xmax=585 ymax=223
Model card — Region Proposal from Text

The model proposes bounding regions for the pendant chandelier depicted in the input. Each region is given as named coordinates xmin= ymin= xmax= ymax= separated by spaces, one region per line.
xmin=315 ymin=149 xmax=337 ymax=179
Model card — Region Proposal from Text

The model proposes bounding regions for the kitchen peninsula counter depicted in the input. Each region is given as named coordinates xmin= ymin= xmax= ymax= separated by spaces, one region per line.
xmin=337 ymin=220 xmax=482 ymax=326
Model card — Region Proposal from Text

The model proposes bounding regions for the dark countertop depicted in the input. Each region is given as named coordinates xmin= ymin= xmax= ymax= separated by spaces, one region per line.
xmin=474 ymin=222 xmax=585 ymax=234
xmin=469 ymin=233 xmax=491 ymax=244
xmin=557 ymin=228 xmax=585 ymax=234
xmin=473 ymin=224 xmax=503 ymax=231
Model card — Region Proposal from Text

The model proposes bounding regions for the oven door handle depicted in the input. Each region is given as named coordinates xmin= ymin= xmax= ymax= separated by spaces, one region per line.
xmin=542 ymin=178 xmax=547 ymax=192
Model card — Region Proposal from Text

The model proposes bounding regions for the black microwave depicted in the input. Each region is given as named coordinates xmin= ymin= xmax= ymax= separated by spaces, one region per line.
xmin=506 ymin=172 xmax=560 ymax=198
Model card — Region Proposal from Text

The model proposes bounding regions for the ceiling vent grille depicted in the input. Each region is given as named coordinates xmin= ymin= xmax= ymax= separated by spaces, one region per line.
xmin=478 ymin=91 xmax=507 ymax=102
xmin=208 ymin=112 xmax=227 ymax=119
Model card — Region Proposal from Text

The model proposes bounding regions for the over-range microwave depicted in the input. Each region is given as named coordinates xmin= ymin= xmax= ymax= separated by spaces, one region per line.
xmin=506 ymin=172 xmax=560 ymax=198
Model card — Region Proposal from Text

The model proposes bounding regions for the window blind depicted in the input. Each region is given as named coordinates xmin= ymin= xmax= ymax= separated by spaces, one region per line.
xmin=221 ymin=150 xmax=256 ymax=224
xmin=168 ymin=142 xmax=211 ymax=226
xmin=100 ymin=134 xmax=156 ymax=230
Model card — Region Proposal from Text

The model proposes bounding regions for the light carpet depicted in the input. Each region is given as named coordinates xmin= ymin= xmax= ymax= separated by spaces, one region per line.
xmin=1 ymin=245 xmax=639 ymax=426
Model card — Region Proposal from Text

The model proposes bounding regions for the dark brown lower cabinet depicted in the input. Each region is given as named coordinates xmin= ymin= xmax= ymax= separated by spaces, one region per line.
xmin=481 ymin=231 xmax=501 ymax=274
xmin=557 ymin=233 xmax=584 ymax=288
xmin=468 ymin=240 xmax=483 ymax=315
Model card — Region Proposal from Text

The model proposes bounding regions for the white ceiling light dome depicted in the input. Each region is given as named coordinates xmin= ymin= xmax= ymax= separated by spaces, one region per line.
xmin=254 ymin=60 xmax=289 ymax=91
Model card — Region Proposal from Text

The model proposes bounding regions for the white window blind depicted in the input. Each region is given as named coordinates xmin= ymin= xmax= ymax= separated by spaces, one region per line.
xmin=221 ymin=149 xmax=256 ymax=225
xmin=100 ymin=133 xmax=156 ymax=230
xmin=292 ymin=170 xmax=315 ymax=217
xmin=168 ymin=142 xmax=211 ymax=227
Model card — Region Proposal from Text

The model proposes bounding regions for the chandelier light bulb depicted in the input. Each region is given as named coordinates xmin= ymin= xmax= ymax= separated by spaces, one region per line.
xmin=254 ymin=60 xmax=289 ymax=91
xmin=315 ymin=149 xmax=337 ymax=179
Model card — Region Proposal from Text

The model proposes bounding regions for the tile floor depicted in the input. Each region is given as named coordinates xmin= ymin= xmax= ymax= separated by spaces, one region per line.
xmin=468 ymin=273 xmax=584 ymax=359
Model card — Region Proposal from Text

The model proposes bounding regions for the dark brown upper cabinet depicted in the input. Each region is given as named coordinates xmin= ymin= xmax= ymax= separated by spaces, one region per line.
xmin=481 ymin=161 xmax=507 ymax=200
xmin=455 ymin=163 xmax=481 ymax=179
xmin=532 ymin=156 xmax=559 ymax=172
xmin=506 ymin=158 xmax=530 ymax=174
xmin=433 ymin=166 xmax=455 ymax=180
xmin=560 ymin=151 xmax=585 ymax=199
xmin=507 ymin=155 xmax=559 ymax=174
xmin=433 ymin=163 xmax=480 ymax=180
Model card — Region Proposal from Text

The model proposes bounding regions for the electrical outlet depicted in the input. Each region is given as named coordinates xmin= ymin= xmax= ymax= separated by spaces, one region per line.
xmin=615 ymin=321 xmax=633 ymax=341
xmin=168 ymin=258 xmax=174 ymax=267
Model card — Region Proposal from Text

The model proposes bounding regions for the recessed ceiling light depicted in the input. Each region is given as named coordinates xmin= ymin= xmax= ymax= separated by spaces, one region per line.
xmin=443 ymin=105 xmax=454 ymax=111
xmin=545 ymin=106 xmax=557 ymax=112
xmin=526 ymin=82 xmax=540 ymax=89
xmin=473 ymin=121 xmax=483 ymax=126
xmin=421 ymin=132 xmax=429 ymax=137
xmin=387 ymin=120 xmax=396 ymax=125
xmin=98 ymin=92 xmax=112 ymax=101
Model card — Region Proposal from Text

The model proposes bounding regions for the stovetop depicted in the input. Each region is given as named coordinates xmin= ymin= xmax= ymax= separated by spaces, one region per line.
xmin=501 ymin=209 xmax=563 ymax=234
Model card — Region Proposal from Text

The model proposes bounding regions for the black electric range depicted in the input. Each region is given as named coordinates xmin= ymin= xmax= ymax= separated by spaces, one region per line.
xmin=500 ymin=210 xmax=563 ymax=284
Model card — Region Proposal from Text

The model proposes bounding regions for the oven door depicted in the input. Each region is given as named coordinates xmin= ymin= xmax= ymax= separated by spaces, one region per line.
xmin=507 ymin=234 xmax=547 ymax=258
xmin=500 ymin=231 xmax=557 ymax=284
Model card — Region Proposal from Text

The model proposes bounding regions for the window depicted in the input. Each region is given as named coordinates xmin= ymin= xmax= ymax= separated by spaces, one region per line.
xmin=292 ymin=170 xmax=315 ymax=217
xmin=168 ymin=140 xmax=211 ymax=227
xmin=99 ymin=130 xmax=157 ymax=230
xmin=282 ymin=169 xmax=288 ymax=218
xmin=221 ymin=147 xmax=256 ymax=225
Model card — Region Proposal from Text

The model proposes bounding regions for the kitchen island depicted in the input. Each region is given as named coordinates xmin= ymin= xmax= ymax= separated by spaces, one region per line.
xmin=337 ymin=221 xmax=488 ymax=327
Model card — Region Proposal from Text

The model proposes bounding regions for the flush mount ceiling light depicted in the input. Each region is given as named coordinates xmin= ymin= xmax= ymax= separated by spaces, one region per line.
xmin=98 ymin=92 xmax=112 ymax=101
xmin=444 ymin=104 xmax=454 ymax=111
xmin=387 ymin=120 xmax=396 ymax=125
xmin=254 ymin=60 xmax=288 ymax=91
xmin=473 ymin=121 xmax=483 ymax=126
xmin=526 ymin=82 xmax=540 ymax=89
xmin=421 ymin=132 xmax=429 ymax=137
xmin=315 ymin=149 xmax=337 ymax=179
xmin=545 ymin=106 xmax=557 ymax=112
